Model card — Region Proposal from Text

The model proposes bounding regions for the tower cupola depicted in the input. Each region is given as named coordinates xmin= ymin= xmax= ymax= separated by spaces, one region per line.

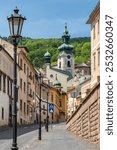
xmin=44 ymin=51 xmax=51 ymax=66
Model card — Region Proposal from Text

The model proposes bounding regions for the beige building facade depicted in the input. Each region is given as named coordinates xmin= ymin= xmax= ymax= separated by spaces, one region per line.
xmin=0 ymin=39 xmax=39 ymax=126
xmin=18 ymin=47 xmax=37 ymax=124
xmin=66 ymin=2 xmax=100 ymax=144
xmin=87 ymin=2 xmax=100 ymax=87
xmin=0 ymin=45 xmax=13 ymax=126
xmin=0 ymin=37 xmax=67 ymax=127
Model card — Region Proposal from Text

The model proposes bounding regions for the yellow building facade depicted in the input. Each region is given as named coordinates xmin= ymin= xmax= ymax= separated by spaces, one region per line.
xmin=18 ymin=47 xmax=37 ymax=124
xmin=49 ymin=86 xmax=66 ymax=123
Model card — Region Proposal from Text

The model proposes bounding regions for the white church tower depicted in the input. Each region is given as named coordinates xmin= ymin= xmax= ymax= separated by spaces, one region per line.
xmin=58 ymin=24 xmax=74 ymax=77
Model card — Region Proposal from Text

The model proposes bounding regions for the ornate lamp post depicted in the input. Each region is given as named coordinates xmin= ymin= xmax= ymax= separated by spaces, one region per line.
xmin=46 ymin=90 xmax=49 ymax=132
xmin=45 ymin=80 xmax=50 ymax=132
xmin=7 ymin=7 xmax=26 ymax=150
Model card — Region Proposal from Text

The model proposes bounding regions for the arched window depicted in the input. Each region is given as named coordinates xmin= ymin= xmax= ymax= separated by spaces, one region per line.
xmin=67 ymin=61 xmax=71 ymax=67
xmin=59 ymin=62 xmax=61 ymax=68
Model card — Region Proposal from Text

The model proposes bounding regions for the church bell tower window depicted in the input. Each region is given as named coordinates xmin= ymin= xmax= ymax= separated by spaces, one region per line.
xmin=59 ymin=62 xmax=61 ymax=68
xmin=67 ymin=61 xmax=71 ymax=67
xmin=67 ymin=55 xmax=71 ymax=59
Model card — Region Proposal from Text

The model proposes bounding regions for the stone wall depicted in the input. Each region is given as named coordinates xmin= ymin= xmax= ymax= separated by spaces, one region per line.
xmin=66 ymin=82 xmax=100 ymax=143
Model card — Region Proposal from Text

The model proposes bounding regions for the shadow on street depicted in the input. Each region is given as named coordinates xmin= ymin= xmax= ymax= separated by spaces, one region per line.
xmin=0 ymin=124 xmax=38 ymax=140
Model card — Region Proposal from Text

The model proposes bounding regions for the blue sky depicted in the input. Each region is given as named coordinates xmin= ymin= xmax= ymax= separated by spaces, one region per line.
xmin=0 ymin=0 xmax=99 ymax=38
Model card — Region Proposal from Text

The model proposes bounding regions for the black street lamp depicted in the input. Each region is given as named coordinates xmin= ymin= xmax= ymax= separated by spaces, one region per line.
xmin=45 ymin=80 xmax=50 ymax=132
xmin=38 ymin=72 xmax=43 ymax=140
xmin=7 ymin=7 xmax=26 ymax=150
xmin=46 ymin=91 xmax=49 ymax=132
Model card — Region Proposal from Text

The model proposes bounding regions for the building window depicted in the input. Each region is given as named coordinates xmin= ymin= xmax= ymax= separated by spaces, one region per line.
xmin=27 ymin=105 xmax=29 ymax=114
xmin=27 ymin=67 xmax=29 ymax=76
xmin=98 ymin=19 xmax=100 ymax=34
xmin=59 ymin=62 xmax=61 ymax=68
xmin=67 ymin=61 xmax=71 ymax=67
xmin=20 ymin=118 xmax=22 ymax=124
xmin=2 ymin=107 xmax=4 ymax=120
xmin=29 ymin=71 xmax=32 ymax=79
xmin=93 ymin=25 xmax=95 ymax=39
xmin=20 ymin=99 xmax=22 ymax=110
xmin=93 ymin=53 xmax=96 ymax=70
xmin=24 ymin=82 xmax=26 ymax=93
xmin=7 ymin=77 xmax=9 ymax=95
xmin=27 ymin=84 xmax=29 ymax=95
xmin=33 ymin=75 xmax=34 ymax=83
xmin=20 ymin=78 xmax=22 ymax=89
xmin=30 ymin=89 xmax=32 ymax=96
xmin=3 ymin=75 xmax=6 ymax=93
xmin=67 ymin=55 xmax=71 ymax=59
xmin=98 ymin=48 xmax=100 ymax=66
xmin=51 ymin=94 xmax=53 ymax=102
xmin=24 ymin=102 xmax=26 ymax=113
xmin=24 ymin=63 xmax=26 ymax=74
xmin=50 ymin=74 xmax=53 ymax=78
xmin=59 ymin=100 xmax=62 ymax=107
xmin=20 ymin=58 xmax=23 ymax=68
xmin=10 ymin=80 xmax=12 ymax=97
xmin=0 ymin=74 xmax=1 ymax=91
xmin=43 ymin=111 xmax=45 ymax=115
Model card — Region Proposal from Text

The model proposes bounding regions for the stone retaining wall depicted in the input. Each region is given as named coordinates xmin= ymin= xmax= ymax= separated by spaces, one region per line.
xmin=66 ymin=83 xmax=100 ymax=143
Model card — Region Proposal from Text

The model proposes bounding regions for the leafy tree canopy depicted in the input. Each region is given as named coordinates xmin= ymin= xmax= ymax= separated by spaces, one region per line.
xmin=1 ymin=36 xmax=91 ymax=68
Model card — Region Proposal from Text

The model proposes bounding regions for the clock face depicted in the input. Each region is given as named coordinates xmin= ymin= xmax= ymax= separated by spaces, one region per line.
xmin=67 ymin=55 xmax=71 ymax=59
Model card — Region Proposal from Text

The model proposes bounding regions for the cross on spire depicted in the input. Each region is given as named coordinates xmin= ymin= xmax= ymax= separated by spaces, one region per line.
xmin=65 ymin=22 xmax=67 ymax=31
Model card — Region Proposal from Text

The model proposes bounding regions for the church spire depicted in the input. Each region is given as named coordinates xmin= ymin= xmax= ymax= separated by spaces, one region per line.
xmin=65 ymin=22 xmax=68 ymax=33
xmin=62 ymin=23 xmax=70 ymax=44
xmin=57 ymin=24 xmax=74 ymax=77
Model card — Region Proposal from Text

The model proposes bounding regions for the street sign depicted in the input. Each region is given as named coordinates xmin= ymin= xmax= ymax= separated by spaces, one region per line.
xmin=49 ymin=103 xmax=54 ymax=113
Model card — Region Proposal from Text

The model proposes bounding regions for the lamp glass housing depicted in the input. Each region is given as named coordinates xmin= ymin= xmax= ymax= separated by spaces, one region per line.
xmin=8 ymin=7 xmax=26 ymax=37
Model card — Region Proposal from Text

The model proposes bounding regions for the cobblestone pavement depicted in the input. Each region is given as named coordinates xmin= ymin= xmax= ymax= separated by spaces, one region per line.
xmin=0 ymin=123 xmax=99 ymax=150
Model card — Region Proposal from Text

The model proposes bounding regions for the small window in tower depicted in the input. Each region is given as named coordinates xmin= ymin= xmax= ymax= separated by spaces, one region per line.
xmin=67 ymin=55 xmax=71 ymax=59
xmin=67 ymin=61 xmax=71 ymax=67
xmin=50 ymin=74 xmax=53 ymax=78
xmin=2 ymin=107 xmax=4 ymax=120
xmin=59 ymin=62 xmax=61 ymax=68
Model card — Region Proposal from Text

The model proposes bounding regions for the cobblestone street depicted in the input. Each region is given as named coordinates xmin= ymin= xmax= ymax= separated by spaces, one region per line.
xmin=0 ymin=123 xmax=99 ymax=150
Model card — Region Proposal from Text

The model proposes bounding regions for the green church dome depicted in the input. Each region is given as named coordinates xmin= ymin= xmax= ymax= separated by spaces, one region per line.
xmin=44 ymin=51 xmax=51 ymax=58
xmin=53 ymin=74 xmax=61 ymax=88
xmin=58 ymin=23 xmax=73 ymax=55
